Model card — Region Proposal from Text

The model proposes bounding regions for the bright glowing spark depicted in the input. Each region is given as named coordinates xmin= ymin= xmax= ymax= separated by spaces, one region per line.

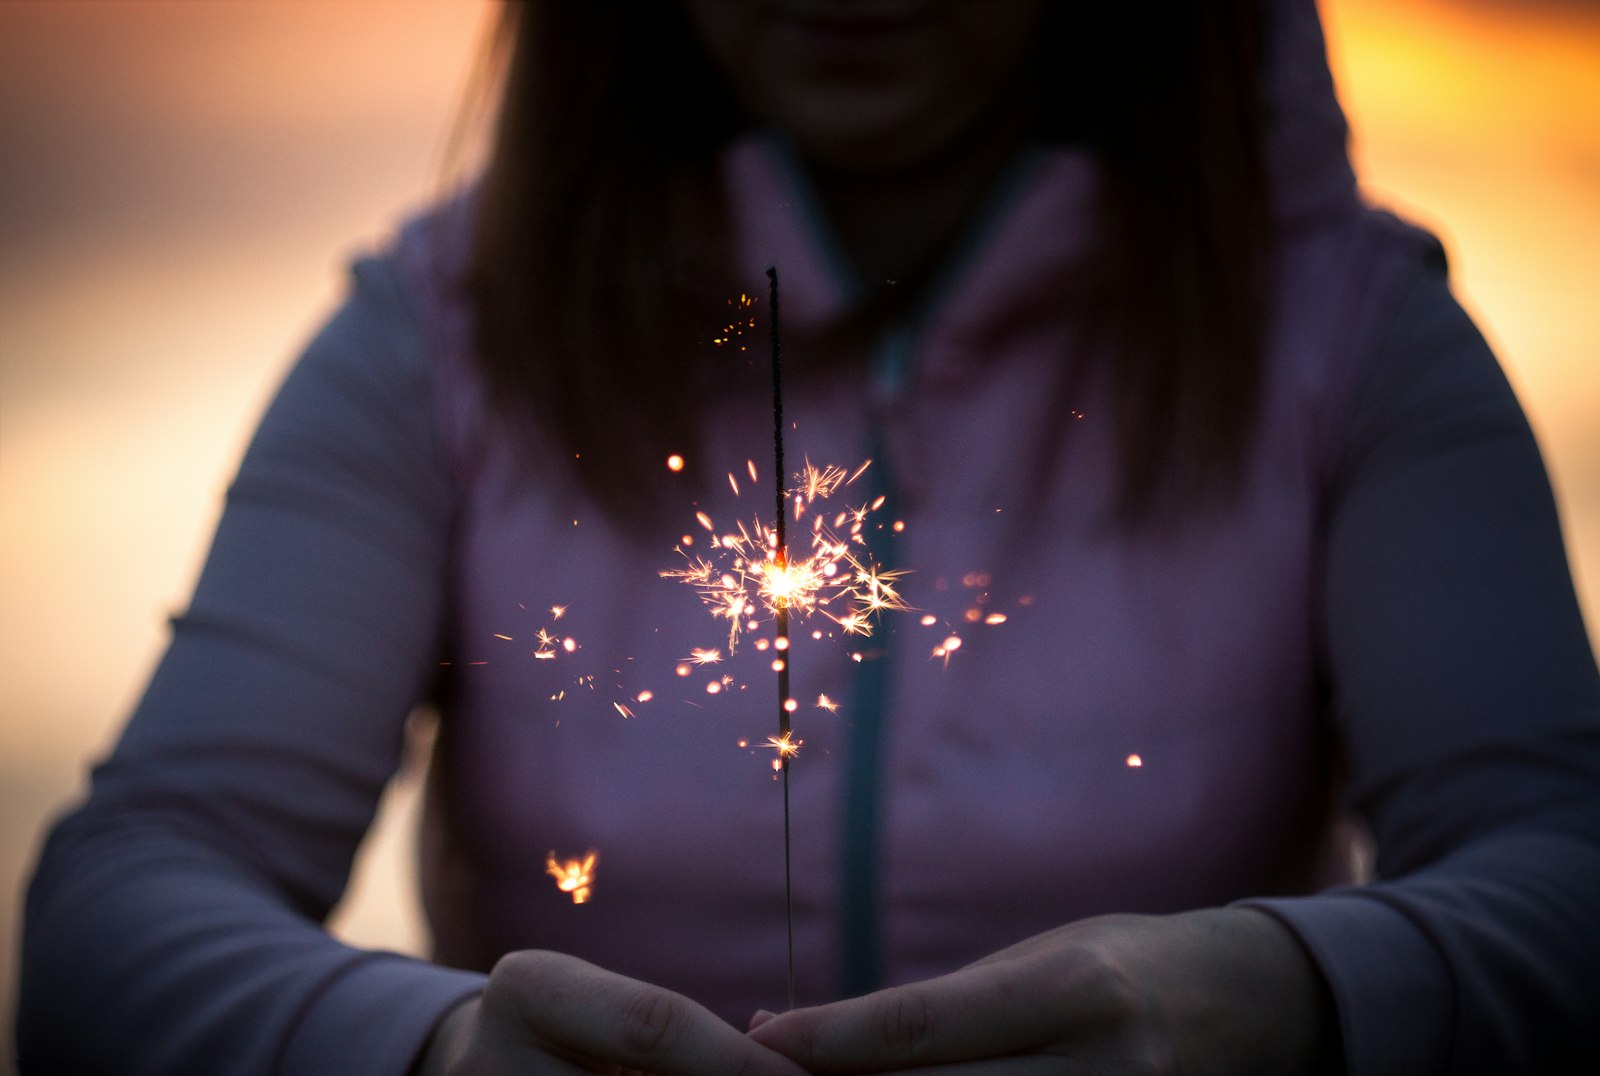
xmin=636 ymin=690 xmax=654 ymax=703
xmin=1126 ymin=754 xmax=1144 ymax=768
xmin=546 ymin=849 xmax=598 ymax=904
xmin=764 ymin=731 xmax=802 ymax=759
xmin=662 ymin=459 xmax=909 ymax=652
xmin=985 ymin=612 xmax=1008 ymax=625
xmin=932 ymin=634 xmax=963 ymax=668
xmin=667 ymin=454 xmax=685 ymax=472
xmin=688 ymin=647 xmax=722 ymax=665
xmin=551 ymin=605 xmax=566 ymax=619
xmin=613 ymin=702 xmax=635 ymax=719
xmin=816 ymin=693 xmax=839 ymax=712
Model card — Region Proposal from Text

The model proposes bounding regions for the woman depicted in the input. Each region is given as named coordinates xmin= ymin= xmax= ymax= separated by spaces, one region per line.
xmin=20 ymin=1 xmax=1600 ymax=1072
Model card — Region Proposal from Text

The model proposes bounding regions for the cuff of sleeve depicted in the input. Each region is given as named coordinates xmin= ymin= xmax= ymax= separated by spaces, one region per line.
xmin=1239 ymin=891 xmax=1453 ymax=1076
xmin=278 ymin=951 xmax=486 ymax=1076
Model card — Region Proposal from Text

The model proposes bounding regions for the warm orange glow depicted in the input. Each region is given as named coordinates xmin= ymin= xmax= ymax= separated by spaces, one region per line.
xmin=663 ymin=459 xmax=908 ymax=651
xmin=546 ymin=849 xmax=598 ymax=904
xmin=765 ymin=731 xmax=802 ymax=759
xmin=931 ymin=634 xmax=963 ymax=667
xmin=666 ymin=454 xmax=685 ymax=472
xmin=1126 ymin=754 xmax=1144 ymax=769
xmin=757 ymin=558 xmax=822 ymax=608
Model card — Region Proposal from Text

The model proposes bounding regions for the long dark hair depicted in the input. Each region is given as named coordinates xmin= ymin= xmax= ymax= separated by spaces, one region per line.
xmin=465 ymin=2 xmax=1271 ymax=522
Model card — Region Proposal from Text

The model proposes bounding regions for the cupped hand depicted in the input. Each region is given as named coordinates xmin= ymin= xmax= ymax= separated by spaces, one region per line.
xmin=417 ymin=949 xmax=811 ymax=1076
xmin=747 ymin=908 xmax=1339 ymax=1075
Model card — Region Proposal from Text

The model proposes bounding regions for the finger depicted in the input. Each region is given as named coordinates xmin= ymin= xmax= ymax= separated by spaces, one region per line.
xmin=748 ymin=962 xmax=1068 ymax=1073
xmin=503 ymin=951 xmax=810 ymax=1076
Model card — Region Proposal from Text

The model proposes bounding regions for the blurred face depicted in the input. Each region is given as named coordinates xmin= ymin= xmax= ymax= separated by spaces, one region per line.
xmin=682 ymin=0 xmax=1046 ymax=173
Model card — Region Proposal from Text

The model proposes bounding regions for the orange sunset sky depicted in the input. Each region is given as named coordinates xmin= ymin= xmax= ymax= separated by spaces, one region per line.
xmin=2 ymin=2 xmax=1598 ymax=1065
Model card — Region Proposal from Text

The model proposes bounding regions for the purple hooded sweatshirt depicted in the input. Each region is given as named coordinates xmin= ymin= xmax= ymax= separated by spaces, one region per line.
xmin=19 ymin=1 xmax=1600 ymax=1073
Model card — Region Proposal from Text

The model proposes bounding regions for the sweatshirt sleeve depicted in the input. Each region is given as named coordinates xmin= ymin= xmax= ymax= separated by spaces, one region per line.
xmin=1246 ymin=251 xmax=1600 ymax=1073
xmin=16 ymin=248 xmax=487 ymax=1074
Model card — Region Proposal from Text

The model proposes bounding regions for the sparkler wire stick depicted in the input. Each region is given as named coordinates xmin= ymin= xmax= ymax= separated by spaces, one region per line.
xmin=766 ymin=265 xmax=796 ymax=1011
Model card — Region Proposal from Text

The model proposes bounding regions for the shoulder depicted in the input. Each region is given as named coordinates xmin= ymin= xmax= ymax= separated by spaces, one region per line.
xmin=237 ymin=192 xmax=483 ymax=504
xmin=387 ymin=187 xmax=478 ymax=316
xmin=1265 ymin=203 xmax=1462 ymax=491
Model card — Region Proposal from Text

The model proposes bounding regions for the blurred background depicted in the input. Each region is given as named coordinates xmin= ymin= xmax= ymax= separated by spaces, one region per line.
xmin=2 ymin=1 xmax=1597 ymax=1068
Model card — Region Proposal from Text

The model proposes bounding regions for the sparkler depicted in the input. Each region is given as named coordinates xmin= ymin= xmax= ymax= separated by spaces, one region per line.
xmin=767 ymin=266 xmax=797 ymax=1012
xmin=660 ymin=463 xmax=906 ymax=653
xmin=664 ymin=272 xmax=907 ymax=1011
